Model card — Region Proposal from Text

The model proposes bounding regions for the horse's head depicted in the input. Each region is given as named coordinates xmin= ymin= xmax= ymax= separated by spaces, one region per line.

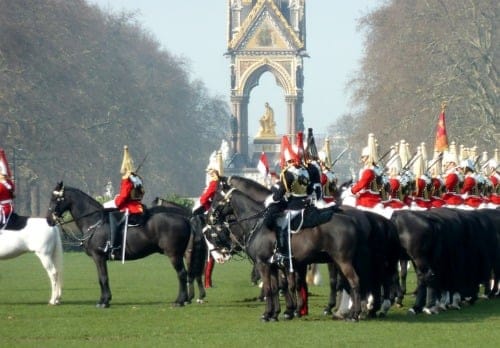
xmin=207 ymin=186 xmax=235 ymax=227
xmin=46 ymin=181 xmax=68 ymax=226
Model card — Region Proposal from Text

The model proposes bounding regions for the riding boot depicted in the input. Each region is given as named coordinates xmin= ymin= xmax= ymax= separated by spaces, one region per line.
xmin=108 ymin=212 xmax=121 ymax=260
xmin=271 ymin=226 xmax=289 ymax=266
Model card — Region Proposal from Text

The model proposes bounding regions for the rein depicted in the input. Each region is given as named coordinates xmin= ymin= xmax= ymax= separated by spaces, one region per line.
xmin=211 ymin=187 xmax=268 ymax=254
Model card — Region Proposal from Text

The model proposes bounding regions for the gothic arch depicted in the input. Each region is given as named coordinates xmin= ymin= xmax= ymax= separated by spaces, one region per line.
xmin=240 ymin=60 xmax=294 ymax=97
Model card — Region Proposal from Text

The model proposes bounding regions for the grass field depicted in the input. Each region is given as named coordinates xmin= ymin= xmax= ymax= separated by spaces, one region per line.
xmin=1 ymin=252 xmax=499 ymax=347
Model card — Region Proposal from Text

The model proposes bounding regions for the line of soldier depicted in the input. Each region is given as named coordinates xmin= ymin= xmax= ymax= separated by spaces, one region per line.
xmin=342 ymin=133 xmax=500 ymax=217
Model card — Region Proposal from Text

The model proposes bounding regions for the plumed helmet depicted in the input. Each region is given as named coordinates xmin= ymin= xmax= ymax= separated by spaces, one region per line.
xmin=120 ymin=145 xmax=135 ymax=176
xmin=412 ymin=147 xmax=425 ymax=178
xmin=386 ymin=146 xmax=401 ymax=176
xmin=318 ymin=151 xmax=327 ymax=163
xmin=443 ymin=141 xmax=458 ymax=164
xmin=361 ymin=146 xmax=370 ymax=158
xmin=460 ymin=159 xmax=475 ymax=171
xmin=0 ymin=160 xmax=6 ymax=176
xmin=305 ymin=128 xmax=319 ymax=160
xmin=420 ymin=142 xmax=428 ymax=163
xmin=0 ymin=148 xmax=12 ymax=177
xmin=366 ymin=133 xmax=378 ymax=164
xmin=280 ymin=135 xmax=297 ymax=168
xmin=488 ymin=159 xmax=498 ymax=169
xmin=295 ymin=131 xmax=305 ymax=162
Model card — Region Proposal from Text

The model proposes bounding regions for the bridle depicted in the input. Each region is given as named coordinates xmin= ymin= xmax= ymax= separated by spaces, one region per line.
xmin=206 ymin=187 xmax=267 ymax=254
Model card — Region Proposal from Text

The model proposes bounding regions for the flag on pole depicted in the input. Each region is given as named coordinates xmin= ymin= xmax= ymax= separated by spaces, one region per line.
xmin=434 ymin=102 xmax=449 ymax=152
xmin=257 ymin=151 xmax=269 ymax=178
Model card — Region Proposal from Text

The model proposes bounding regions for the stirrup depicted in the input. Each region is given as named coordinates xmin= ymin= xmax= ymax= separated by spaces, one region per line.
xmin=269 ymin=252 xmax=287 ymax=266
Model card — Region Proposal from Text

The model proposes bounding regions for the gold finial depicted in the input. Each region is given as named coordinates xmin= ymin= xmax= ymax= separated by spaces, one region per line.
xmin=441 ymin=101 xmax=447 ymax=113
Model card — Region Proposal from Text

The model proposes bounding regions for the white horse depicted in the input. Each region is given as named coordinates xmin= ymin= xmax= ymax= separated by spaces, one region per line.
xmin=0 ymin=217 xmax=63 ymax=305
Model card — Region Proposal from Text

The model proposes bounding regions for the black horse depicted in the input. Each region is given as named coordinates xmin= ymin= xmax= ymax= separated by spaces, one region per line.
xmin=225 ymin=175 xmax=401 ymax=318
xmin=151 ymin=197 xmax=207 ymax=304
xmin=206 ymin=183 xmax=369 ymax=321
xmin=46 ymin=182 xmax=193 ymax=308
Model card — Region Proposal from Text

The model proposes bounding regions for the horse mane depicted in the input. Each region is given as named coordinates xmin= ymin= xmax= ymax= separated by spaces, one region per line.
xmin=226 ymin=175 xmax=271 ymax=202
xmin=65 ymin=186 xmax=103 ymax=209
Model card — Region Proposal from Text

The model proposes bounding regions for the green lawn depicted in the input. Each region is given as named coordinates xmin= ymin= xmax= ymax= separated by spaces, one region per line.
xmin=1 ymin=252 xmax=499 ymax=347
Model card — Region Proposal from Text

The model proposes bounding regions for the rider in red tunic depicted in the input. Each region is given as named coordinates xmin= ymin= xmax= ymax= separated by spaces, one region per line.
xmin=0 ymin=148 xmax=15 ymax=228
xmin=108 ymin=146 xmax=145 ymax=258
xmin=441 ymin=147 xmax=464 ymax=207
xmin=486 ymin=158 xmax=500 ymax=205
xmin=193 ymin=166 xmax=221 ymax=288
xmin=459 ymin=159 xmax=485 ymax=209
xmin=351 ymin=146 xmax=382 ymax=208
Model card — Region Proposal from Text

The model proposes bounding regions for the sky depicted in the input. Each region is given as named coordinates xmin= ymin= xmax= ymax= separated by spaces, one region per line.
xmin=87 ymin=0 xmax=382 ymax=137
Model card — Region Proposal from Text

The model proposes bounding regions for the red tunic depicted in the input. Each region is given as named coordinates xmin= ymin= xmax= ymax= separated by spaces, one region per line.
xmin=460 ymin=175 xmax=484 ymax=208
xmin=199 ymin=179 xmax=219 ymax=211
xmin=0 ymin=178 xmax=15 ymax=220
xmin=352 ymin=167 xmax=381 ymax=208
xmin=114 ymin=178 xmax=143 ymax=214
xmin=444 ymin=172 xmax=460 ymax=192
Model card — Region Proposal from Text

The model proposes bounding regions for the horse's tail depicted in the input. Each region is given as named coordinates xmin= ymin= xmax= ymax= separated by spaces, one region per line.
xmin=52 ymin=225 xmax=64 ymax=297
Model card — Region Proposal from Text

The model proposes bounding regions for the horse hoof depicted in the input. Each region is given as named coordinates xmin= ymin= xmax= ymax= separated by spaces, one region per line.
xmin=407 ymin=308 xmax=417 ymax=315
xmin=378 ymin=312 xmax=386 ymax=318
xmin=283 ymin=313 xmax=294 ymax=320
xmin=96 ymin=303 xmax=110 ymax=308
xmin=260 ymin=315 xmax=270 ymax=322
xmin=269 ymin=317 xmax=279 ymax=322
xmin=196 ymin=299 xmax=205 ymax=304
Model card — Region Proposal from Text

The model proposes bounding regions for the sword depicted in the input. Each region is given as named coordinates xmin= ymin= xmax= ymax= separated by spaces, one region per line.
xmin=135 ymin=153 xmax=149 ymax=174
xmin=121 ymin=209 xmax=129 ymax=264
xmin=287 ymin=210 xmax=293 ymax=273
xmin=331 ymin=147 xmax=349 ymax=167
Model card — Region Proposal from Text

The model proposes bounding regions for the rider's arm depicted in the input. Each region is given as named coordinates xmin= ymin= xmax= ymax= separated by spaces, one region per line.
xmin=351 ymin=168 xmax=375 ymax=194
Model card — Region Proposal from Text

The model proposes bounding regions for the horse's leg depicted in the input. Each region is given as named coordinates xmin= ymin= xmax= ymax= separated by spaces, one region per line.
xmin=34 ymin=252 xmax=60 ymax=305
xmin=337 ymin=262 xmax=361 ymax=321
xmin=258 ymin=263 xmax=280 ymax=321
xmin=279 ymin=269 xmax=295 ymax=320
xmin=196 ymin=274 xmax=206 ymax=303
xmin=323 ymin=262 xmax=338 ymax=315
xmin=167 ymin=254 xmax=189 ymax=306
xmin=294 ymin=265 xmax=309 ymax=317
xmin=92 ymin=256 xmax=112 ymax=308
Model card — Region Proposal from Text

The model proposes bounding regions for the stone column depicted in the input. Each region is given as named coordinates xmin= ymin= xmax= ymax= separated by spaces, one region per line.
xmin=231 ymin=95 xmax=249 ymax=162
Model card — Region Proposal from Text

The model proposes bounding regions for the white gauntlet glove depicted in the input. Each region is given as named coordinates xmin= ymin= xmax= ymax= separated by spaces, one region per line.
xmin=264 ymin=194 xmax=278 ymax=207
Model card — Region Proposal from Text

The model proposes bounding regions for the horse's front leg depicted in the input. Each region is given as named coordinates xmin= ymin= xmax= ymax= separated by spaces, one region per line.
xmin=35 ymin=252 xmax=61 ymax=305
xmin=93 ymin=256 xmax=112 ymax=308
xmin=258 ymin=263 xmax=280 ymax=321
xmin=168 ymin=254 xmax=188 ymax=306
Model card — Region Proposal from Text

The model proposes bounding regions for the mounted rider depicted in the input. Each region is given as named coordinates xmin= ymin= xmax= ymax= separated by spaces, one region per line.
xmin=193 ymin=164 xmax=222 ymax=288
xmin=304 ymin=128 xmax=323 ymax=206
xmin=107 ymin=145 xmax=145 ymax=259
xmin=459 ymin=158 xmax=486 ymax=209
xmin=441 ymin=142 xmax=464 ymax=207
xmin=344 ymin=133 xmax=393 ymax=219
xmin=409 ymin=144 xmax=433 ymax=210
xmin=265 ymin=133 xmax=311 ymax=266
xmin=382 ymin=144 xmax=407 ymax=209
xmin=0 ymin=148 xmax=15 ymax=229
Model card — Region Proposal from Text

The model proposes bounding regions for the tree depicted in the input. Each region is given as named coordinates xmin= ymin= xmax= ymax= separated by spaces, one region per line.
xmin=344 ymin=0 xmax=498 ymax=155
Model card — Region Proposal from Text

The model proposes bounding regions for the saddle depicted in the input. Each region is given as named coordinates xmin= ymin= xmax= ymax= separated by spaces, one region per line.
xmin=0 ymin=213 xmax=28 ymax=231
xmin=289 ymin=205 xmax=341 ymax=231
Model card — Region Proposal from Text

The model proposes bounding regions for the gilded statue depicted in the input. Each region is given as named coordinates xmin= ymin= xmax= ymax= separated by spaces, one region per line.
xmin=256 ymin=102 xmax=276 ymax=138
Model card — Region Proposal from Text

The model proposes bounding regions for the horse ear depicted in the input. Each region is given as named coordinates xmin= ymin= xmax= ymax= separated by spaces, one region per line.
xmin=56 ymin=181 xmax=63 ymax=190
